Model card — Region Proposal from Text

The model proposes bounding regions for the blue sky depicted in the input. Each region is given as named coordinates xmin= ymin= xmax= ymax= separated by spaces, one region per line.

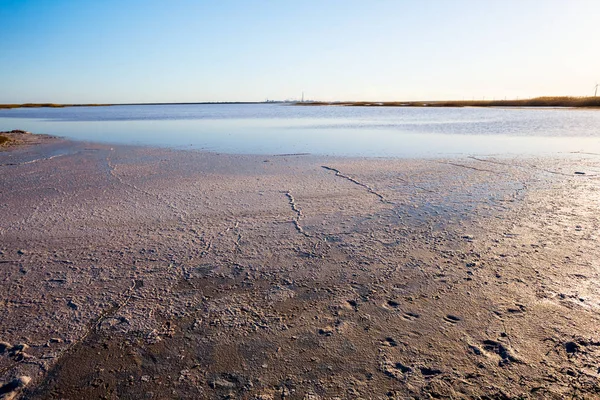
xmin=1 ymin=0 xmax=599 ymax=103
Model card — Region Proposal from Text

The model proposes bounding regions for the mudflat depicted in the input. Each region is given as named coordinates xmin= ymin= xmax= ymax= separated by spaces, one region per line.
xmin=1 ymin=135 xmax=600 ymax=399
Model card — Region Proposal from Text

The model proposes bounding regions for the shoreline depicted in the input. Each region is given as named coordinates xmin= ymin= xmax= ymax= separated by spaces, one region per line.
xmin=1 ymin=136 xmax=600 ymax=398
xmin=2 ymin=96 xmax=600 ymax=110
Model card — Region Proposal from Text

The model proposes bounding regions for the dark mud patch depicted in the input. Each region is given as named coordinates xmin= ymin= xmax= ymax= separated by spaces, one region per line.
xmin=25 ymin=329 xmax=213 ymax=400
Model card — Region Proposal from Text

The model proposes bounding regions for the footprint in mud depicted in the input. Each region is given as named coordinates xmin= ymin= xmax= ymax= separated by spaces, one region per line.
xmin=402 ymin=312 xmax=420 ymax=321
xmin=506 ymin=304 xmax=526 ymax=314
xmin=394 ymin=362 xmax=412 ymax=373
xmin=443 ymin=314 xmax=461 ymax=324
xmin=468 ymin=344 xmax=484 ymax=356
xmin=346 ymin=299 xmax=359 ymax=311
xmin=565 ymin=341 xmax=580 ymax=354
xmin=318 ymin=327 xmax=333 ymax=337
xmin=386 ymin=299 xmax=401 ymax=309
xmin=481 ymin=339 xmax=522 ymax=365
xmin=419 ymin=367 xmax=442 ymax=377
xmin=382 ymin=361 xmax=413 ymax=379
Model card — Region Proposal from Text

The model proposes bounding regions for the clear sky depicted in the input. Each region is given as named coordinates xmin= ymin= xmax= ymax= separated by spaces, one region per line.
xmin=1 ymin=0 xmax=599 ymax=103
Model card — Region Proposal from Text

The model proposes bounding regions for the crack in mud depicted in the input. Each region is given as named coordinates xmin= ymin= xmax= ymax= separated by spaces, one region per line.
xmin=284 ymin=191 xmax=310 ymax=237
xmin=435 ymin=161 xmax=500 ymax=174
xmin=468 ymin=156 xmax=591 ymax=177
xmin=0 ymin=154 xmax=67 ymax=167
xmin=0 ymin=279 xmax=139 ymax=381
xmin=106 ymin=152 xmax=187 ymax=222
xmin=321 ymin=166 xmax=391 ymax=204
xmin=58 ymin=280 xmax=138 ymax=358
xmin=203 ymin=221 xmax=243 ymax=254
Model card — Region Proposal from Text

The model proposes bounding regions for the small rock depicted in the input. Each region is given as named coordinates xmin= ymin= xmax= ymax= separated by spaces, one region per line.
xmin=17 ymin=376 xmax=31 ymax=386
xmin=574 ymin=171 xmax=585 ymax=175
xmin=303 ymin=394 xmax=322 ymax=400
xmin=17 ymin=250 xmax=25 ymax=255
xmin=210 ymin=378 xmax=236 ymax=389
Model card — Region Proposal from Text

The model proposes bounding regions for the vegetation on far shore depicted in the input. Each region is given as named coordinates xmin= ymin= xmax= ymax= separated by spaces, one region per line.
xmin=296 ymin=96 xmax=600 ymax=108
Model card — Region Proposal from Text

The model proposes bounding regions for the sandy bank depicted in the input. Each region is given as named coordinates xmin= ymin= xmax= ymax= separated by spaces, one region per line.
xmin=1 ymin=136 xmax=600 ymax=399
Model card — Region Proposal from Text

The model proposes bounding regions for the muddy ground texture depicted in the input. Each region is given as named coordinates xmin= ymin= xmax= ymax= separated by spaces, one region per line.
xmin=1 ymin=135 xmax=600 ymax=399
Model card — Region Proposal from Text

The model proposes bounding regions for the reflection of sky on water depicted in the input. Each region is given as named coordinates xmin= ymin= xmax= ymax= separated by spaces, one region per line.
xmin=1 ymin=104 xmax=600 ymax=157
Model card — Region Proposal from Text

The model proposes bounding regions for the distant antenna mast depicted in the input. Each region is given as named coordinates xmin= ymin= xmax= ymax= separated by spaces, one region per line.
xmin=595 ymin=83 xmax=599 ymax=97
xmin=302 ymin=91 xmax=304 ymax=102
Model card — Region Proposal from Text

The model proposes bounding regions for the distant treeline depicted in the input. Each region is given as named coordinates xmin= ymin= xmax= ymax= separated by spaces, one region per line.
xmin=296 ymin=96 xmax=600 ymax=108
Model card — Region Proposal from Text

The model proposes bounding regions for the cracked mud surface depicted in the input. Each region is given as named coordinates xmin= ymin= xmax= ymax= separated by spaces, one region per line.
xmin=1 ymin=137 xmax=600 ymax=399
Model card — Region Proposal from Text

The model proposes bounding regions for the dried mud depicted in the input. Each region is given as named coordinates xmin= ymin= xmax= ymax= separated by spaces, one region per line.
xmin=1 ymin=137 xmax=600 ymax=399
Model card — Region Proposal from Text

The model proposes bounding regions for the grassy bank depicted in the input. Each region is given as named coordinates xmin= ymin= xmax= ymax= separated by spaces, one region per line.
xmin=296 ymin=96 xmax=600 ymax=108
xmin=0 ymin=102 xmax=266 ymax=109
xmin=0 ymin=103 xmax=111 ymax=109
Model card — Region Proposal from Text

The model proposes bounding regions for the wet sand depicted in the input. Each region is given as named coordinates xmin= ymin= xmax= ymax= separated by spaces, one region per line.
xmin=1 ymin=134 xmax=600 ymax=399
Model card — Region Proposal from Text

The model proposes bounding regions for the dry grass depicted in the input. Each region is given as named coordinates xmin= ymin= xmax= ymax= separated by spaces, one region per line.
xmin=0 ymin=135 xmax=11 ymax=145
xmin=0 ymin=103 xmax=67 ymax=109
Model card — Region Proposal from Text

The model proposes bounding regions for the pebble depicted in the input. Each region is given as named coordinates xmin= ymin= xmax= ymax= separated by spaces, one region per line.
xmin=211 ymin=378 xmax=236 ymax=389
xmin=17 ymin=376 xmax=31 ymax=386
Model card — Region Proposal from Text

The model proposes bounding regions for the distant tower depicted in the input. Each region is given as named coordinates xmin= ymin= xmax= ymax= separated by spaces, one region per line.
xmin=302 ymin=91 xmax=304 ymax=103
xmin=595 ymin=83 xmax=599 ymax=97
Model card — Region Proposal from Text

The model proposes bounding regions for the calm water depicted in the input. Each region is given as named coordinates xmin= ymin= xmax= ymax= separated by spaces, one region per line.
xmin=1 ymin=104 xmax=600 ymax=157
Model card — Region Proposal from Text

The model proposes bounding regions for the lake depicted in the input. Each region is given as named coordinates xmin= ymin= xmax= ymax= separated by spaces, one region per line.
xmin=1 ymin=104 xmax=600 ymax=157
